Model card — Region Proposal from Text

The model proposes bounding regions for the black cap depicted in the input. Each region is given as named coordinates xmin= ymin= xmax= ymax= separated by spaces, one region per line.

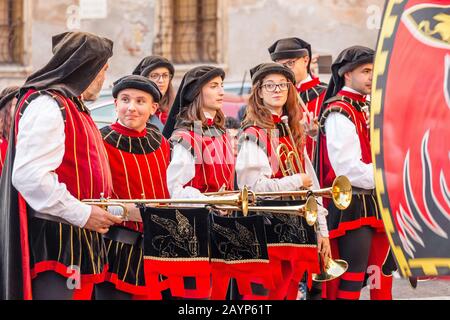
xmin=132 ymin=55 xmax=175 ymax=78
xmin=112 ymin=75 xmax=162 ymax=102
xmin=250 ymin=63 xmax=296 ymax=85
xmin=335 ymin=46 xmax=375 ymax=77
xmin=19 ymin=32 xmax=113 ymax=98
xmin=162 ymin=65 xmax=225 ymax=138
xmin=324 ymin=46 xmax=375 ymax=102
xmin=268 ymin=37 xmax=311 ymax=61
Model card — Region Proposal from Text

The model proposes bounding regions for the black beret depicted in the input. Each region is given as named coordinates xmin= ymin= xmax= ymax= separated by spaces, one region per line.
xmin=250 ymin=63 xmax=296 ymax=85
xmin=268 ymin=37 xmax=311 ymax=61
xmin=335 ymin=46 xmax=375 ymax=76
xmin=323 ymin=45 xmax=375 ymax=102
xmin=112 ymin=75 xmax=162 ymax=102
xmin=132 ymin=55 xmax=175 ymax=78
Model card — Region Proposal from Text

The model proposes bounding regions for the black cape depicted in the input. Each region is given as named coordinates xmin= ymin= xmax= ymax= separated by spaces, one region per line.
xmin=19 ymin=32 xmax=113 ymax=99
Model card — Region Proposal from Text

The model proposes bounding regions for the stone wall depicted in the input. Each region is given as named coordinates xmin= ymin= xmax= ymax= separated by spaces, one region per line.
xmin=225 ymin=0 xmax=385 ymax=82
xmin=30 ymin=0 xmax=156 ymax=88
xmin=1 ymin=0 xmax=385 ymax=88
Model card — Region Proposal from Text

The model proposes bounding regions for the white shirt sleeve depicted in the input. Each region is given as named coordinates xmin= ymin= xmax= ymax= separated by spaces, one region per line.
xmin=324 ymin=113 xmax=375 ymax=189
xmin=12 ymin=95 xmax=92 ymax=227
xmin=166 ymin=143 xmax=207 ymax=199
xmin=236 ymin=139 xmax=304 ymax=192
xmin=304 ymin=150 xmax=329 ymax=238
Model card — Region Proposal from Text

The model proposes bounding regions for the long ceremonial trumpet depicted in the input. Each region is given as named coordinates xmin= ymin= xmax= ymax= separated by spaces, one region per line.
xmin=253 ymin=175 xmax=352 ymax=210
xmin=312 ymin=257 xmax=349 ymax=282
xmin=214 ymin=195 xmax=318 ymax=226
xmin=83 ymin=187 xmax=253 ymax=218
xmin=205 ymin=176 xmax=352 ymax=210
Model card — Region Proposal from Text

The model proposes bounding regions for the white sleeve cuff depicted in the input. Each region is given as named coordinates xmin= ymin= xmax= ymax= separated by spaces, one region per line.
xmin=317 ymin=205 xmax=329 ymax=238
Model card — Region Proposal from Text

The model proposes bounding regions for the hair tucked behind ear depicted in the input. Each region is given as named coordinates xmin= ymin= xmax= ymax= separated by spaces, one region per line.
xmin=176 ymin=92 xmax=225 ymax=130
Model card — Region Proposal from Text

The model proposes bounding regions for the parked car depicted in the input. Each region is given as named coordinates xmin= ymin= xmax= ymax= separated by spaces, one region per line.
xmin=87 ymin=82 xmax=250 ymax=128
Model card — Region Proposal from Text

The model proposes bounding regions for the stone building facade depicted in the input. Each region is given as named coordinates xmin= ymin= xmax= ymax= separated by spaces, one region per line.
xmin=0 ymin=0 xmax=385 ymax=88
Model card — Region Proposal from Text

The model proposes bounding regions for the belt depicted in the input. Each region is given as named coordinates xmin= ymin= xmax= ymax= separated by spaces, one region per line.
xmin=103 ymin=226 xmax=143 ymax=248
xmin=352 ymin=187 xmax=375 ymax=196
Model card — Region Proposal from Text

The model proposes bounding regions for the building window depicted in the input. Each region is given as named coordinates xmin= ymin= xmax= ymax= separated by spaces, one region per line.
xmin=0 ymin=0 xmax=24 ymax=64
xmin=154 ymin=0 xmax=221 ymax=64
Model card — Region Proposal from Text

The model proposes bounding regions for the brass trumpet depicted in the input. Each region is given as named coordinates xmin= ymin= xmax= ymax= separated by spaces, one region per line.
xmin=253 ymin=175 xmax=352 ymax=210
xmin=205 ymin=176 xmax=352 ymax=210
xmin=83 ymin=188 xmax=318 ymax=224
xmin=277 ymin=115 xmax=305 ymax=175
xmin=215 ymin=195 xmax=318 ymax=226
xmin=312 ymin=257 xmax=349 ymax=282
xmin=83 ymin=187 xmax=253 ymax=218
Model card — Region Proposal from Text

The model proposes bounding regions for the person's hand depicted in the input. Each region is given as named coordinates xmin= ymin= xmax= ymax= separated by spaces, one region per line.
xmin=362 ymin=106 xmax=370 ymax=128
xmin=126 ymin=203 xmax=143 ymax=222
xmin=310 ymin=53 xmax=320 ymax=77
xmin=300 ymin=173 xmax=313 ymax=189
xmin=301 ymin=111 xmax=319 ymax=138
xmin=217 ymin=209 xmax=231 ymax=217
xmin=84 ymin=205 xmax=123 ymax=234
xmin=317 ymin=236 xmax=332 ymax=267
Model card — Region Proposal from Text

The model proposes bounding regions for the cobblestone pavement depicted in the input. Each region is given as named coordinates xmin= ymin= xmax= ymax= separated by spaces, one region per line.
xmin=360 ymin=274 xmax=450 ymax=300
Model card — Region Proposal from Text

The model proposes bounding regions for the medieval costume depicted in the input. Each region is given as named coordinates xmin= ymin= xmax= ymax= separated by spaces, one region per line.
xmin=141 ymin=66 xmax=235 ymax=300
xmin=315 ymin=46 xmax=393 ymax=300
xmin=236 ymin=63 xmax=327 ymax=300
xmin=0 ymin=32 xmax=114 ymax=300
xmin=96 ymin=75 xmax=171 ymax=299
xmin=164 ymin=66 xmax=235 ymax=197
xmin=269 ymin=37 xmax=327 ymax=163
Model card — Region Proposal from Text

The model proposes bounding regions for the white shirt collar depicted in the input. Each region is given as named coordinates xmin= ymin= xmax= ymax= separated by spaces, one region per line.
xmin=297 ymin=75 xmax=313 ymax=89
xmin=342 ymin=86 xmax=364 ymax=96
xmin=203 ymin=111 xmax=215 ymax=120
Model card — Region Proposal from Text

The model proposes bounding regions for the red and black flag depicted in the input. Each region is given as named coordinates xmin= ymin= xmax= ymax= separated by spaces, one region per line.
xmin=372 ymin=0 xmax=450 ymax=278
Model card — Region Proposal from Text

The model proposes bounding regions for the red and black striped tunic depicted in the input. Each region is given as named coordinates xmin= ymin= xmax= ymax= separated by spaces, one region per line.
xmin=317 ymin=90 xmax=384 ymax=239
xmin=15 ymin=89 xmax=113 ymax=293
xmin=100 ymin=121 xmax=171 ymax=295
xmin=170 ymin=124 xmax=235 ymax=192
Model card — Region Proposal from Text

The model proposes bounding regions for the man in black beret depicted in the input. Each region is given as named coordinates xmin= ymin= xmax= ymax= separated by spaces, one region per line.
xmin=0 ymin=31 xmax=122 ymax=300
xmin=315 ymin=46 xmax=394 ymax=300
xmin=269 ymin=37 xmax=327 ymax=164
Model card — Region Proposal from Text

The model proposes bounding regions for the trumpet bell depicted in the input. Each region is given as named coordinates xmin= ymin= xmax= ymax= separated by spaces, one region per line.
xmin=332 ymin=176 xmax=353 ymax=210
xmin=304 ymin=196 xmax=318 ymax=226
xmin=312 ymin=259 xmax=349 ymax=282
